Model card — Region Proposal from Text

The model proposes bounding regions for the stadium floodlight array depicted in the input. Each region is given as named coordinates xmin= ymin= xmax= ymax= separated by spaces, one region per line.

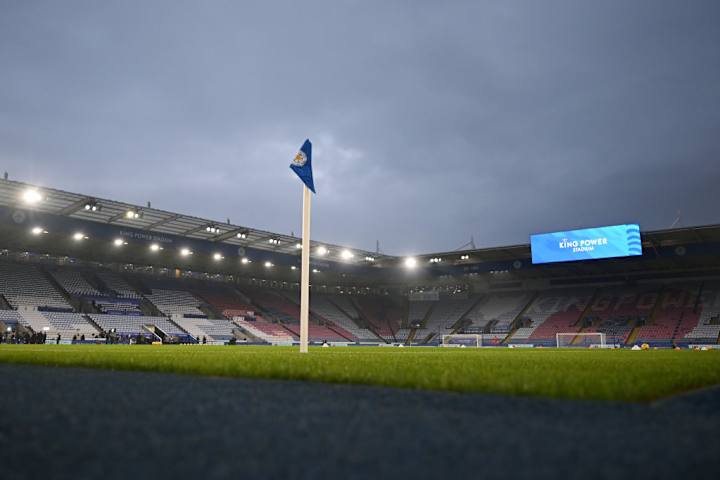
xmin=441 ymin=334 xmax=483 ymax=348
xmin=556 ymin=332 xmax=607 ymax=348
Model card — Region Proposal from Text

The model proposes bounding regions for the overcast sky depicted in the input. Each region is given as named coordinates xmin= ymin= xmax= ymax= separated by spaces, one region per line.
xmin=1 ymin=0 xmax=719 ymax=255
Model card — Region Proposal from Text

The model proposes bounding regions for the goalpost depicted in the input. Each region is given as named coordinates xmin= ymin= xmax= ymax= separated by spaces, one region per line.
xmin=556 ymin=332 xmax=606 ymax=348
xmin=441 ymin=334 xmax=482 ymax=348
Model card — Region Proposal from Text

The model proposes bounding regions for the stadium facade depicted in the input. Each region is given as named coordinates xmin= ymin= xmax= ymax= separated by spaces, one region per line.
xmin=1 ymin=178 xmax=719 ymax=347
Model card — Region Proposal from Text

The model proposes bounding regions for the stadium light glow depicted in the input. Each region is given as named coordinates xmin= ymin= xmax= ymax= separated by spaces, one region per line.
xmin=125 ymin=209 xmax=142 ymax=219
xmin=291 ymin=265 xmax=297 ymax=270
xmin=429 ymin=257 xmax=442 ymax=263
xmin=404 ymin=257 xmax=418 ymax=269
xmin=340 ymin=249 xmax=354 ymax=260
xmin=84 ymin=200 xmax=100 ymax=212
xmin=264 ymin=261 xmax=273 ymax=268
xmin=364 ymin=256 xmax=375 ymax=262
xmin=72 ymin=232 xmax=86 ymax=241
xmin=213 ymin=252 xmax=223 ymax=261
xmin=149 ymin=243 xmax=162 ymax=252
xmin=316 ymin=246 xmax=328 ymax=256
xmin=460 ymin=254 xmax=470 ymax=260
xmin=205 ymin=225 xmax=220 ymax=234
xmin=295 ymin=243 xmax=302 ymax=249
xmin=113 ymin=238 xmax=127 ymax=247
xmin=21 ymin=188 xmax=44 ymax=205
xmin=268 ymin=238 xmax=280 ymax=245
xmin=237 ymin=231 xmax=248 ymax=239
xmin=312 ymin=268 xmax=319 ymax=273
xmin=31 ymin=226 xmax=47 ymax=236
xmin=180 ymin=248 xmax=193 ymax=257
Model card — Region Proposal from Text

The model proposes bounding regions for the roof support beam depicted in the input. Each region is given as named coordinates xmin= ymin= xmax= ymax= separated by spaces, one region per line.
xmin=146 ymin=214 xmax=181 ymax=230
xmin=56 ymin=197 xmax=93 ymax=216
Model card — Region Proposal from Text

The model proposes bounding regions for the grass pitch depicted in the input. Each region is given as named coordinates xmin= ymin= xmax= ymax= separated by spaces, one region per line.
xmin=1 ymin=344 xmax=719 ymax=402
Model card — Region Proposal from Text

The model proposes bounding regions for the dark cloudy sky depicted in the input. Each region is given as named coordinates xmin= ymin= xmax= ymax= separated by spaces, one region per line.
xmin=1 ymin=1 xmax=719 ymax=255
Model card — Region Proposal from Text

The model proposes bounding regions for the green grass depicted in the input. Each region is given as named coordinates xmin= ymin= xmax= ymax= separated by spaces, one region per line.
xmin=1 ymin=344 xmax=719 ymax=402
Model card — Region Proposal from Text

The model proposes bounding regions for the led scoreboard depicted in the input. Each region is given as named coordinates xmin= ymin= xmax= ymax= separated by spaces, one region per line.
xmin=531 ymin=224 xmax=642 ymax=264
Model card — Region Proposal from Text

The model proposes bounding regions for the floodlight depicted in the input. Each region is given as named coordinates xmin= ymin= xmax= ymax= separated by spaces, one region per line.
xmin=264 ymin=261 xmax=273 ymax=268
xmin=180 ymin=248 xmax=193 ymax=257
xmin=312 ymin=268 xmax=319 ymax=273
xmin=72 ymin=232 xmax=86 ymax=241
xmin=31 ymin=227 xmax=46 ymax=236
xmin=21 ymin=188 xmax=43 ymax=205
xmin=268 ymin=238 xmax=280 ymax=245
xmin=241 ymin=257 xmax=250 ymax=264
xmin=126 ymin=209 xmax=142 ymax=219
xmin=42 ymin=326 xmax=50 ymax=332
xmin=237 ymin=231 xmax=248 ymax=239
xmin=84 ymin=200 xmax=100 ymax=212
xmin=404 ymin=257 xmax=418 ymax=269
xmin=340 ymin=249 xmax=354 ymax=260
xmin=149 ymin=243 xmax=161 ymax=252
xmin=213 ymin=252 xmax=223 ymax=261
xmin=295 ymin=243 xmax=302 ymax=249
xmin=291 ymin=265 xmax=297 ymax=270
xmin=460 ymin=254 xmax=470 ymax=260
xmin=6 ymin=327 xmax=11 ymax=332
xmin=316 ymin=246 xmax=328 ymax=256
xmin=364 ymin=256 xmax=375 ymax=262
xmin=113 ymin=238 xmax=126 ymax=246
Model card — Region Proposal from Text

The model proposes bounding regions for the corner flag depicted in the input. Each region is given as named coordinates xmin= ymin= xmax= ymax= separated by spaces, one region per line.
xmin=290 ymin=139 xmax=315 ymax=353
xmin=290 ymin=139 xmax=316 ymax=193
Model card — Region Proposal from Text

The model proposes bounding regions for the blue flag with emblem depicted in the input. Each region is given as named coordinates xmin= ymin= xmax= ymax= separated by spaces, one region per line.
xmin=290 ymin=139 xmax=315 ymax=194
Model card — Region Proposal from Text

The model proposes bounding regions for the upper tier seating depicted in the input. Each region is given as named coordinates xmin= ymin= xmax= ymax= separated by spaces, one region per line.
xmin=512 ymin=289 xmax=594 ymax=344
xmin=355 ymin=296 xmax=401 ymax=341
xmin=50 ymin=269 xmax=100 ymax=296
xmin=420 ymin=297 xmax=478 ymax=341
xmin=145 ymin=289 xmax=206 ymax=317
xmin=464 ymin=292 xmax=531 ymax=333
xmin=96 ymin=272 xmax=141 ymax=298
xmin=311 ymin=295 xmax=375 ymax=341
xmin=0 ymin=263 xmax=71 ymax=310
xmin=684 ymin=283 xmax=720 ymax=343
xmin=195 ymin=288 xmax=256 ymax=319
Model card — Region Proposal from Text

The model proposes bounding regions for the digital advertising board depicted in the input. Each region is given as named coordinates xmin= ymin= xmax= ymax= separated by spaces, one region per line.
xmin=531 ymin=224 xmax=642 ymax=264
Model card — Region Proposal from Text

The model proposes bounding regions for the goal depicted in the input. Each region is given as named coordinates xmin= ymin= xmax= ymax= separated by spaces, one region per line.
xmin=556 ymin=332 xmax=606 ymax=348
xmin=441 ymin=334 xmax=482 ymax=348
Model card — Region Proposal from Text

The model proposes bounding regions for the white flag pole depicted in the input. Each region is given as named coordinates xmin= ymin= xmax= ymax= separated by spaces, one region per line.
xmin=299 ymin=184 xmax=311 ymax=353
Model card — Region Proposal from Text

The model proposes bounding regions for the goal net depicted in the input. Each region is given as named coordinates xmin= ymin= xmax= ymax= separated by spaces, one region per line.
xmin=441 ymin=334 xmax=482 ymax=348
xmin=556 ymin=332 xmax=606 ymax=348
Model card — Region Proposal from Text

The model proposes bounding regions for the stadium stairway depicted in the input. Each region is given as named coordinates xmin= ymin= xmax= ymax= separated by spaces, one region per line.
xmin=573 ymin=288 xmax=600 ymax=327
xmin=329 ymin=298 xmax=387 ymax=343
xmin=40 ymin=268 xmax=81 ymax=312
xmin=0 ymin=294 xmax=12 ymax=310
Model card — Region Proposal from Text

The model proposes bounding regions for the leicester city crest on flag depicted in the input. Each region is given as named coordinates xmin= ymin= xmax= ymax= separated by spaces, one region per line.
xmin=289 ymin=139 xmax=316 ymax=193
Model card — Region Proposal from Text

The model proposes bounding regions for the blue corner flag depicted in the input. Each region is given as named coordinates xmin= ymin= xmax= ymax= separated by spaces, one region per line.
xmin=290 ymin=139 xmax=316 ymax=194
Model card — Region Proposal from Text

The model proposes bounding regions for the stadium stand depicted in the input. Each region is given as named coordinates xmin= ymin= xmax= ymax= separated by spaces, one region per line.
xmin=0 ymin=263 xmax=72 ymax=311
xmin=354 ymin=296 xmax=401 ymax=342
xmin=511 ymin=289 xmax=594 ymax=346
xmin=463 ymin=292 xmax=531 ymax=334
xmin=144 ymin=289 xmax=206 ymax=317
xmin=311 ymin=295 xmax=377 ymax=341
xmin=174 ymin=317 xmax=238 ymax=343
xmin=684 ymin=282 xmax=720 ymax=343
xmin=420 ymin=296 xmax=478 ymax=342
xmin=95 ymin=271 xmax=141 ymax=298
xmin=234 ymin=317 xmax=295 ymax=344
xmin=89 ymin=314 xmax=189 ymax=340
xmin=50 ymin=269 xmax=100 ymax=296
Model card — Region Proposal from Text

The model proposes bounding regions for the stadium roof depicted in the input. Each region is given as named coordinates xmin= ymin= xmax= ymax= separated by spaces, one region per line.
xmin=0 ymin=179 xmax=394 ymax=265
